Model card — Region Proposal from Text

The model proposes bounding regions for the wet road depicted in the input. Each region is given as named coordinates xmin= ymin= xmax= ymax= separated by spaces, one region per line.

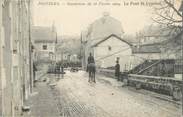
xmin=49 ymin=71 xmax=181 ymax=117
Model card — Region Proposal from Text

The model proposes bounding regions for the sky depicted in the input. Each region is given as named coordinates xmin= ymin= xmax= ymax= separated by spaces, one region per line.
xmin=32 ymin=0 xmax=169 ymax=36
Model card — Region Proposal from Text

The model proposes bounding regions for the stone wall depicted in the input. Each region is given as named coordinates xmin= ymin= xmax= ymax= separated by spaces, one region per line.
xmin=0 ymin=0 xmax=33 ymax=116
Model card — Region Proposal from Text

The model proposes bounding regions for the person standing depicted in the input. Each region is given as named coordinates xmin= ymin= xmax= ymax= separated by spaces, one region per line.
xmin=88 ymin=53 xmax=95 ymax=64
xmin=87 ymin=52 xmax=95 ymax=72
xmin=87 ymin=53 xmax=96 ymax=82
xmin=115 ymin=60 xmax=120 ymax=81
xmin=33 ymin=62 xmax=37 ymax=86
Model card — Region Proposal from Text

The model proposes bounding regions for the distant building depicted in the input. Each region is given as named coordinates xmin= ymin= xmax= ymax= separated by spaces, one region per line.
xmin=56 ymin=53 xmax=79 ymax=63
xmin=70 ymin=54 xmax=79 ymax=62
xmin=135 ymin=25 xmax=181 ymax=45
xmin=82 ymin=13 xmax=124 ymax=69
xmin=133 ymin=29 xmax=182 ymax=60
xmin=160 ymin=30 xmax=182 ymax=59
xmin=55 ymin=36 xmax=81 ymax=63
xmin=55 ymin=53 xmax=69 ymax=62
xmin=160 ymin=30 xmax=183 ymax=79
xmin=86 ymin=12 xmax=124 ymax=42
xmin=132 ymin=43 xmax=162 ymax=60
xmin=130 ymin=30 xmax=183 ymax=78
xmin=32 ymin=26 xmax=57 ymax=63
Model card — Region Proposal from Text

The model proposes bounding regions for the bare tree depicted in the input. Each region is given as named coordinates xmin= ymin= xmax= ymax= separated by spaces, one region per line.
xmin=152 ymin=0 xmax=182 ymax=32
xmin=150 ymin=0 xmax=183 ymax=56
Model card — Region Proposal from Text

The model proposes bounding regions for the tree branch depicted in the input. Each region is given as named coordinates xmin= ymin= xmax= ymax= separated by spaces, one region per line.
xmin=164 ymin=0 xmax=182 ymax=17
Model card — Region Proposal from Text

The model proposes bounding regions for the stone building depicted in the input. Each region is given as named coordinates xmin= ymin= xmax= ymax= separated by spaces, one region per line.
xmin=82 ymin=13 xmax=124 ymax=69
xmin=161 ymin=30 xmax=183 ymax=79
xmin=32 ymin=26 xmax=57 ymax=63
xmin=86 ymin=12 xmax=124 ymax=42
xmin=132 ymin=43 xmax=162 ymax=60
xmin=0 ymin=0 xmax=33 ymax=116
xmin=55 ymin=36 xmax=81 ymax=63
xmin=91 ymin=34 xmax=133 ymax=71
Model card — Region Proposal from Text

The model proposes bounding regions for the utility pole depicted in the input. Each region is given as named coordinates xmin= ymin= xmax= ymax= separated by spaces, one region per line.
xmin=28 ymin=0 xmax=33 ymax=93
xmin=178 ymin=1 xmax=183 ymax=116
xmin=80 ymin=32 xmax=83 ymax=68
xmin=55 ymin=32 xmax=57 ymax=64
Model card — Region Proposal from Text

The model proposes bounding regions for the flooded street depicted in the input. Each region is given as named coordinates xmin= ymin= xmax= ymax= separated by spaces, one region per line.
xmin=1 ymin=1 xmax=183 ymax=116
xmin=47 ymin=71 xmax=182 ymax=117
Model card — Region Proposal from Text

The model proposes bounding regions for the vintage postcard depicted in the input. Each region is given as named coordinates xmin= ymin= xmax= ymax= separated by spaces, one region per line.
xmin=0 ymin=0 xmax=183 ymax=117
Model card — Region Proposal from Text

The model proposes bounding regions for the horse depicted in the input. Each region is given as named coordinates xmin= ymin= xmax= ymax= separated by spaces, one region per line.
xmin=87 ymin=63 xmax=96 ymax=83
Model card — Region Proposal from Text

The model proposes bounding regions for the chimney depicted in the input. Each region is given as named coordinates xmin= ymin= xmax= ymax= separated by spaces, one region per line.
xmin=102 ymin=12 xmax=110 ymax=24
xmin=103 ymin=12 xmax=110 ymax=17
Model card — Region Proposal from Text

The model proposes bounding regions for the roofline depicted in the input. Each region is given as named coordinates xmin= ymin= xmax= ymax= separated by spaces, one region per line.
xmin=34 ymin=40 xmax=56 ymax=43
xmin=137 ymin=43 xmax=161 ymax=47
xmin=132 ymin=51 xmax=161 ymax=54
xmin=91 ymin=34 xmax=132 ymax=47
xmin=32 ymin=26 xmax=52 ymax=29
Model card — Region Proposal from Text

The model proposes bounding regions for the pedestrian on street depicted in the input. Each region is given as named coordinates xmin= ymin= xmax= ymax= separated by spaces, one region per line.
xmin=33 ymin=62 xmax=37 ymax=86
xmin=88 ymin=53 xmax=95 ymax=64
xmin=115 ymin=60 xmax=120 ymax=81
xmin=87 ymin=53 xmax=96 ymax=82
xmin=87 ymin=53 xmax=95 ymax=72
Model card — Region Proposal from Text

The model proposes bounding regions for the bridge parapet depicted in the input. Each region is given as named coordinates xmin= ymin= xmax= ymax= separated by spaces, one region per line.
xmin=98 ymin=68 xmax=182 ymax=101
xmin=128 ymin=74 xmax=182 ymax=101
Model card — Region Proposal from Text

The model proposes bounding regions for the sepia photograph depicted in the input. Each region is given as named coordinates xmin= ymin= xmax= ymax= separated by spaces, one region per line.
xmin=0 ymin=0 xmax=183 ymax=117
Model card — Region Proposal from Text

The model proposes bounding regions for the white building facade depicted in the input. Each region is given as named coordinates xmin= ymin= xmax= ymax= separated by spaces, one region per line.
xmin=32 ymin=26 xmax=57 ymax=63
xmin=92 ymin=34 xmax=133 ymax=71
xmin=1 ymin=0 xmax=33 ymax=116
xmin=82 ymin=13 xmax=124 ymax=69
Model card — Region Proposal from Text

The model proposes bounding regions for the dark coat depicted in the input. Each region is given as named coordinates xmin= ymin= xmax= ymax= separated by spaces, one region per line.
xmin=115 ymin=63 xmax=120 ymax=77
xmin=33 ymin=63 xmax=37 ymax=71
xmin=88 ymin=56 xmax=95 ymax=64
xmin=87 ymin=63 xmax=96 ymax=73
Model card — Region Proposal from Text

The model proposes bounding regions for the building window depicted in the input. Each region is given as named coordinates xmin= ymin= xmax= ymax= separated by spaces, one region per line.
xmin=42 ymin=45 xmax=47 ymax=50
xmin=108 ymin=46 xmax=112 ymax=51
xmin=174 ymin=59 xmax=182 ymax=74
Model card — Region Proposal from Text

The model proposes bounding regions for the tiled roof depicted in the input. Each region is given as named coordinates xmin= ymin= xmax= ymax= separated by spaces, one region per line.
xmin=91 ymin=34 xmax=132 ymax=47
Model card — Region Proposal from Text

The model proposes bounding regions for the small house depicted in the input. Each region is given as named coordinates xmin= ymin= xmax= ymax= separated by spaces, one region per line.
xmin=92 ymin=34 xmax=133 ymax=71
